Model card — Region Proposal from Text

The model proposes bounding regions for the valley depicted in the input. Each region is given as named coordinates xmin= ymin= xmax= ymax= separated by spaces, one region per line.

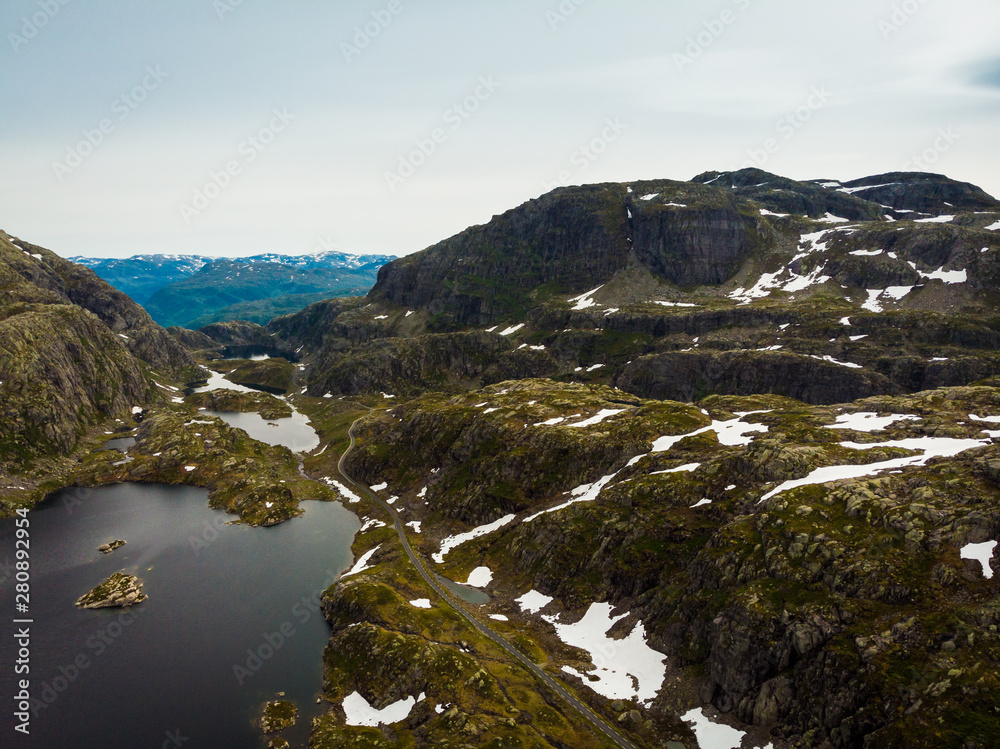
xmin=2 ymin=169 xmax=1000 ymax=748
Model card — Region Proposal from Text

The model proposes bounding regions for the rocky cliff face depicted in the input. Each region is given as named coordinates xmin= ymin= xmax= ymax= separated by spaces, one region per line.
xmin=614 ymin=350 xmax=902 ymax=405
xmin=627 ymin=181 xmax=756 ymax=286
xmin=0 ymin=232 xmax=195 ymax=465
xmin=369 ymin=181 xmax=764 ymax=327
xmin=369 ymin=183 xmax=633 ymax=326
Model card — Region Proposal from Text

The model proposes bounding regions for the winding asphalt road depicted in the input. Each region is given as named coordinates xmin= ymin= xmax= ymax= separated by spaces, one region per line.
xmin=337 ymin=415 xmax=639 ymax=749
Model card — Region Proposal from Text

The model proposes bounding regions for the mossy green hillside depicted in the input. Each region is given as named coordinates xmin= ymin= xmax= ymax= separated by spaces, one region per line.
xmin=340 ymin=379 xmax=1000 ymax=748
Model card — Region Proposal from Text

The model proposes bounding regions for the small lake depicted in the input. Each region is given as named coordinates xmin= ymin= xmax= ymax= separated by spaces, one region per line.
xmin=437 ymin=576 xmax=490 ymax=605
xmin=0 ymin=484 xmax=359 ymax=748
xmin=193 ymin=369 xmax=320 ymax=454
xmin=206 ymin=411 xmax=320 ymax=454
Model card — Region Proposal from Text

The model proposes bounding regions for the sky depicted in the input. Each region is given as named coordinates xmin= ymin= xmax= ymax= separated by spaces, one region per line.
xmin=1 ymin=0 xmax=998 ymax=260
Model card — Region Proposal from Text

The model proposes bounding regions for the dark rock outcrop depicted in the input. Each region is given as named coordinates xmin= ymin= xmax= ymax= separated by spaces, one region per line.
xmin=839 ymin=172 xmax=1000 ymax=215
xmin=692 ymin=168 xmax=885 ymax=221
xmin=613 ymin=350 xmax=901 ymax=405
xmin=306 ymin=331 xmax=516 ymax=397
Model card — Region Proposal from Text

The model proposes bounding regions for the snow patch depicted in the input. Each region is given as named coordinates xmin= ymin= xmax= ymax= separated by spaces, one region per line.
xmin=961 ymin=541 xmax=997 ymax=579
xmin=809 ymin=355 xmax=862 ymax=370
xmin=343 ymin=691 xmax=418 ymax=727
xmin=516 ymin=590 xmax=553 ymax=614
xmin=829 ymin=412 xmax=920 ymax=432
xmin=465 ymin=566 xmax=493 ymax=588
xmin=651 ymin=463 xmax=701 ymax=475
xmin=761 ymin=437 xmax=988 ymax=502
xmin=524 ymin=473 xmax=618 ymax=521
xmin=433 ymin=515 xmax=516 ymax=563
xmin=566 ymin=409 xmax=625 ymax=428
xmin=681 ymin=709 xmax=747 ymax=749
xmin=543 ymin=602 xmax=667 ymax=704
xmin=324 ymin=479 xmax=362 ymax=504
xmin=569 ymin=286 xmax=604 ymax=311
xmin=918 ymin=267 xmax=967 ymax=284
xmin=344 ymin=545 xmax=381 ymax=577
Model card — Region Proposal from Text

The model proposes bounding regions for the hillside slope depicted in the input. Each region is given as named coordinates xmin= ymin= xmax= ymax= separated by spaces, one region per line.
xmin=0 ymin=231 xmax=196 ymax=467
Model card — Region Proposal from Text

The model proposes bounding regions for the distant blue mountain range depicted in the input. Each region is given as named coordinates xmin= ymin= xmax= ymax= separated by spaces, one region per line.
xmin=71 ymin=251 xmax=396 ymax=329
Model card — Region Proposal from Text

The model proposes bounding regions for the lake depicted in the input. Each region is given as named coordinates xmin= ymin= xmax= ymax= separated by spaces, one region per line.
xmin=0 ymin=484 xmax=359 ymax=748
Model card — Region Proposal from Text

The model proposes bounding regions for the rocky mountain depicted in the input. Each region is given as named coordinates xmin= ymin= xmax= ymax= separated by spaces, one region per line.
xmin=222 ymin=169 xmax=1000 ymax=749
xmin=0 ymin=230 xmax=196 ymax=468
xmin=253 ymin=169 xmax=1000 ymax=408
xmin=364 ymin=169 xmax=999 ymax=329
xmin=72 ymin=250 xmax=395 ymax=328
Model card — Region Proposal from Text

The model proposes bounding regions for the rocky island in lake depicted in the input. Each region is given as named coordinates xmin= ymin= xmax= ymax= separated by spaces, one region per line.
xmin=76 ymin=572 xmax=147 ymax=609
xmin=98 ymin=539 xmax=126 ymax=554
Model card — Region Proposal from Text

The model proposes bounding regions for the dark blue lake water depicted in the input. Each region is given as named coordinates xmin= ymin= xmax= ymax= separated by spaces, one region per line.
xmin=0 ymin=483 xmax=358 ymax=748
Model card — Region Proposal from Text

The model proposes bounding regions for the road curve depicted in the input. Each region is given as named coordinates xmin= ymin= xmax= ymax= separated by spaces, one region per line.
xmin=337 ymin=414 xmax=640 ymax=749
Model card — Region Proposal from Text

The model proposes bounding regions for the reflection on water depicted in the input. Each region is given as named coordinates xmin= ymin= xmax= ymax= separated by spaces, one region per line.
xmin=193 ymin=369 xmax=261 ymax=395
xmin=437 ymin=576 xmax=491 ymax=605
xmin=206 ymin=410 xmax=320 ymax=454
xmin=193 ymin=368 xmax=321 ymax=454
xmin=101 ymin=437 xmax=136 ymax=452
xmin=0 ymin=484 xmax=359 ymax=748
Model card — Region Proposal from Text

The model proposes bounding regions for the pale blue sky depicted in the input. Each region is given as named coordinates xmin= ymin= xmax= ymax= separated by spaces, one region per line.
xmin=2 ymin=0 xmax=998 ymax=259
